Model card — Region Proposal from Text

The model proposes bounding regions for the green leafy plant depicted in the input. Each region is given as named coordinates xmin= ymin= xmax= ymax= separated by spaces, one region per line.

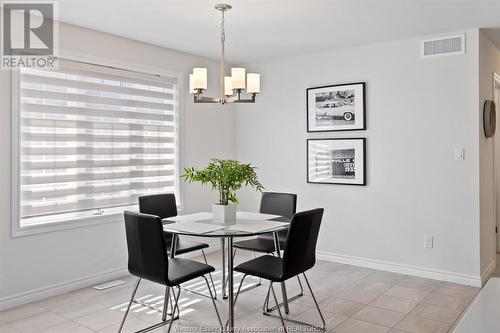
xmin=182 ymin=159 xmax=264 ymax=205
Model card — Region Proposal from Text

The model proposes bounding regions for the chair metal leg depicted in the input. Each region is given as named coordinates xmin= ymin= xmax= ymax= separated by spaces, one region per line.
xmin=270 ymin=282 xmax=288 ymax=333
xmin=303 ymin=273 xmax=326 ymax=329
xmin=262 ymin=283 xmax=271 ymax=313
xmin=162 ymin=286 xmax=170 ymax=321
xmin=203 ymin=275 xmax=223 ymax=330
xmin=229 ymin=250 xmax=262 ymax=298
xmin=202 ymin=249 xmax=218 ymax=299
xmin=118 ymin=278 xmax=141 ymax=333
xmin=263 ymin=274 xmax=326 ymax=331
xmin=297 ymin=275 xmax=304 ymax=296
xmin=264 ymin=275 xmax=304 ymax=313
xmin=167 ymin=286 xmax=181 ymax=333
xmin=119 ymin=278 xmax=180 ymax=333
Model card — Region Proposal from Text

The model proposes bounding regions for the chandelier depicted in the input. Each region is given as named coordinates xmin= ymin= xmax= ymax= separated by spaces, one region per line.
xmin=189 ymin=4 xmax=260 ymax=104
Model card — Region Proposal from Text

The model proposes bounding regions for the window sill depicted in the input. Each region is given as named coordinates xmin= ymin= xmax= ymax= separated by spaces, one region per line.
xmin=12 ymin=210 xmax=128 ymax=238
xmin=11 ymin=203 xmax=184 ymax=238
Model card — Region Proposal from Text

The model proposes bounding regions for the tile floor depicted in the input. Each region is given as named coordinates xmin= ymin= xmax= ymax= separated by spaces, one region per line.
xmin=0 ymin=251 xmax=481 ymax=333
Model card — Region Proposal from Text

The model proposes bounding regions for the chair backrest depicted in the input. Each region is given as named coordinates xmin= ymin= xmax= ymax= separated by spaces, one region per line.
xmin=124 ymin=211 xmax=168 ymax=285
xmin=138 ymin=193 xmax=178 ymax=219
xmin=282 ymin=208 xmax=324 ymax=280
xmin=259 ymin=192 xmax=297 ymax=219
xmin=258 ymin=192 xmax=297 ymax=242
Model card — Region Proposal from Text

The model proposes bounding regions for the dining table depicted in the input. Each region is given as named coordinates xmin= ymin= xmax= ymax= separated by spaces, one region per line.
xmin=163 ymin=211 xmax=291 ymax=331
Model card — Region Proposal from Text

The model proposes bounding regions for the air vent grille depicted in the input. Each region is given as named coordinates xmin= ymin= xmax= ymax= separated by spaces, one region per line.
xmin=421 ymin=34 xmax=465 ymax=58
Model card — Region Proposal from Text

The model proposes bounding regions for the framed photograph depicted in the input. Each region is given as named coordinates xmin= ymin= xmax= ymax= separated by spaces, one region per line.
xmin=307 ymin=138 xmax=366 ymax=185
xmin=307 ymin=82 xmax=366 ymax=132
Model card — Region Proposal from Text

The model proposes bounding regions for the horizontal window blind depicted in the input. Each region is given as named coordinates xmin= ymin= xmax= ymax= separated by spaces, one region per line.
xmin=18 ymin=59 xmax=178 ymax=227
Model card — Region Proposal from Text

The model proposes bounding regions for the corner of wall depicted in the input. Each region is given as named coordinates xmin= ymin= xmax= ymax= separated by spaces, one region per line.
xmin=478 ymin=28 xmax=500 ymax=280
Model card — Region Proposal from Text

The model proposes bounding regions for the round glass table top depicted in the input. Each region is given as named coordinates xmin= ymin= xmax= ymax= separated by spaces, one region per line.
xmin=162 ymin=211 xmax=290 ymax=238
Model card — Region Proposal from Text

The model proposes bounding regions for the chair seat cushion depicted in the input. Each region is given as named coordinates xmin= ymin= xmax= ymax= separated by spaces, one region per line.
xmin=166 ymin=237 xmax=209 ymax=255
xmin=233 ymin=238 xmax=285 ymax=253
xmin=234 ymin=255 xmax=284 ymax=282
xmin=168 ymin=258 xmax=215 ymax=286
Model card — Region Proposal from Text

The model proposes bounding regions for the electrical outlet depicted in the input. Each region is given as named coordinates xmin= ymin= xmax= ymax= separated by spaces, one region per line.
xmin=424 ymin=235 xmax=433 ymax=248
xmin=455 ymin=147 xmax=465 ymax=160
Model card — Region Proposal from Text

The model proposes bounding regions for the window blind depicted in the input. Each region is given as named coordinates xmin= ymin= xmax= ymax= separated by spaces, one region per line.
xmin=18 ymin=59 xmax=178 ymax=227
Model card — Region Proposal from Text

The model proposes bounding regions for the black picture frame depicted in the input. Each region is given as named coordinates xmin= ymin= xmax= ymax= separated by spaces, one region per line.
xmin=306 ymin=82 xmax=366 ymax=132
xmin=307 ymin=138 xmax=366 ymax=186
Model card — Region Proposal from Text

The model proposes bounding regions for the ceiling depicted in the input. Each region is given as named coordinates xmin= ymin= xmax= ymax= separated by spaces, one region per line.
xmin=57 ymin=0 xmax=500 ymax=63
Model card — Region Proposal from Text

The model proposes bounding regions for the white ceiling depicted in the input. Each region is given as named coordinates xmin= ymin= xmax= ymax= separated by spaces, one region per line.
xmin=57 ymin=0 xmax=500 ymax=63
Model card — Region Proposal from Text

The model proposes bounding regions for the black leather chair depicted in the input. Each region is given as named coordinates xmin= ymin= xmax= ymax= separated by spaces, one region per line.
xmin=233 ymin=192 xmax=297 ymax=253
xmin=233 ymin=209 xmax=326 ymax=332
xmin=119 ymin=211 xmax=222 ymax=333
xmin=232 ymin=192 xmax=302 ymax=305
xmin=138 ymin=193 xmax=217 ymax=298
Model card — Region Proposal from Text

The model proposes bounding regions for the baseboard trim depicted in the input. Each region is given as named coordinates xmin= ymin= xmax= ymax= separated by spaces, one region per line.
xmin=317 ymin=251 xmax=482 ymax=287
xmin=0 ymin=267 xmax=129 ymax=311
xmin=0 ymin=241 xmax=222 ymax=311
xmin=480 ymin=259 xmax=496 ymax=287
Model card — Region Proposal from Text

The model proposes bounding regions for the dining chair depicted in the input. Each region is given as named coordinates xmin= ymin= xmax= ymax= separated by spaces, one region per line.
xmin=232 ymin=208 xmax=326 ymax=332
xmin=119 ymin=211 xmax=222 ymax=333
xmin=232 ymin=192 xmax=303 ymax=305
xmin=138 ymin=193 xmax=217 ymax=298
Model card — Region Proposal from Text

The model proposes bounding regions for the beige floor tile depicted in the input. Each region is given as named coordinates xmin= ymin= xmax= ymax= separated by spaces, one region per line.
xmin=233 ymin=310 xmax=292 ymax=331
xmin=333 ymin=288 xmax=381 ymax=304
xmin=9 ymin=311 xmax=67 ymax=333
xmin=322 ymin=298 xmax=365 ymax=317
xmin=410 ymin=303 xmax=461 ymax=324
xmin=333 ymin=318 xmax=390 ymax=333
xmin=34 ymin=290 xmax=94 ymax=310
xmin=37 ymin=320 xmax=94 ymax=333
xmin=363 ymin=270 xmax=406 ymax=285
xmin=432 ymin=283 xmax=478 ymax=300
xmin=349 ymin=279 xmax=393 ymax=294
xmin=0 ymin=325 xmax=21 ymax=333
xmin=389 ymin=329 xmax=409 ymax=333
xmin=397 ymin=277 xmax=439 ymax=292
xmin=385 ymin=286 xmax=429 ymax=302
xmin=395 ymin=315 xmax=451 ymax=333
xmin=421 ymin=293 xmax=469 ymax=311
xmin=293 ymin=308 xmax=346 ymax=330
xmin=0 ymin=304 xmax=47 ymax=323
xmin=99 ymin=317 xmax=154 ymax=333
xmin=53 ymin=298 xmax=107 ymax=320
xmin=73 ymin=308 xmax=129 ymax=331
xmin=353 ymin=305 xmax=406 ymax=327
xmin=370 ymin=294 xmax=418 ymax=314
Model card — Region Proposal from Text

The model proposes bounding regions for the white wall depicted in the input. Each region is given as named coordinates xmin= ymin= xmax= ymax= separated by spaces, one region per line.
xmin=478 ymin=30 xmax=500 ymax=278
xmin=0 ymin=22 xmax=235 ymax=308
xmin=235 ymin=31 xmax=483 ymax=285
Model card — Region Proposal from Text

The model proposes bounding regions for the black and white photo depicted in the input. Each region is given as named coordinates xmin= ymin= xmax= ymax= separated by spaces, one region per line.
xmin=307 ymin=138 xmax=366 ymax=185
xmin=307 ymin=82 xmax=366 ymax=132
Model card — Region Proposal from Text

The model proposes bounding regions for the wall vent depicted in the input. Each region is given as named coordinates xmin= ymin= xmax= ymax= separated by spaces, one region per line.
xmin=421 ymin=34 xmax=465 ymax=58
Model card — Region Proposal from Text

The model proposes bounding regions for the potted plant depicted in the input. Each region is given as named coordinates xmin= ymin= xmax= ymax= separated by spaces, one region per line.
xmin=182 ymin=159 xmax=264 ymax=224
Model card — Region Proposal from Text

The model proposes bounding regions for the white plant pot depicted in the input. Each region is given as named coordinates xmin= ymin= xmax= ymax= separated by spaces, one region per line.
xmin=212 ymin=203 xmax=236 ymax=225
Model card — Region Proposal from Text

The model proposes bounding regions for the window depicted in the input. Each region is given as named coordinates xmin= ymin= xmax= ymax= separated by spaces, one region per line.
xmin=13 ymin=58 xmax=179 ymax=233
